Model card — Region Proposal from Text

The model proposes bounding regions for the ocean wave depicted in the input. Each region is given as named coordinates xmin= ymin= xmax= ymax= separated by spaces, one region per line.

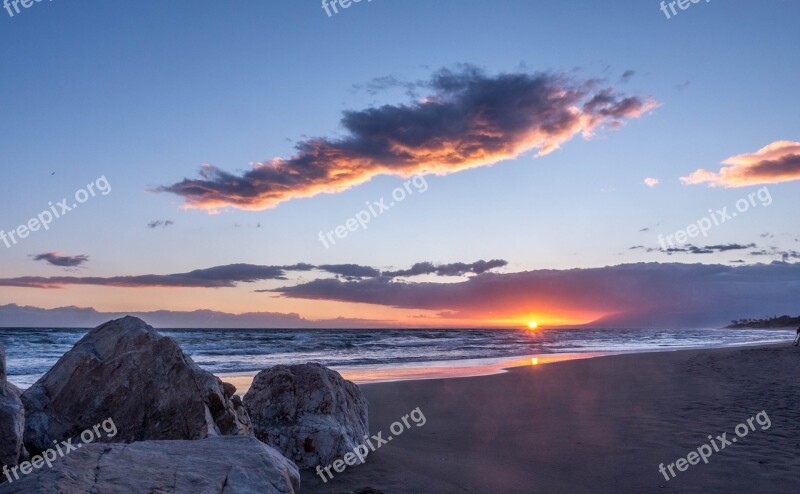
xmin=1 ymin=327 xmax=792 ymax=389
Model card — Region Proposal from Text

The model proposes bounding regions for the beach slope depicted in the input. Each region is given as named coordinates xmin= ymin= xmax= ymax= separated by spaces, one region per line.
xmin=302 ymin=344 xmax=800 ymax=493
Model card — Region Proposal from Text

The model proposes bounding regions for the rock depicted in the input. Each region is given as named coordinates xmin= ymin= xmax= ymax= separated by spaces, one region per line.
xmin=243 ymin=363 xmax=368 ymax=469
xmin=0 ymin=344 xmax=25 ymax=468
xmin=222 ymin=382 xmax=237 ymax=399
xmin=0 ymin=343 xmax=5 ymax=382
xmin=0 ymin=436 xmax=300 ymax=493
xmin=21 ymin=316 xmax=251 ymax=454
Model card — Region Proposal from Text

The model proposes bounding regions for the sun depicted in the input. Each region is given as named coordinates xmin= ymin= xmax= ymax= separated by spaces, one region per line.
xmin=528 ymin=321 xmax=538 ymax=330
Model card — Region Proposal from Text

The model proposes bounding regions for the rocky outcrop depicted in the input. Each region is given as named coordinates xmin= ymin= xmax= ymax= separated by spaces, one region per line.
xmin=21 ymin=316 xmax=250 ymax=454
xmin=0 ymin=436 xmax=300 ymax=493
xmin=243 ymin=363 xmax=368 ymax=469
xmin=0 ymin=343 xmax=25 ymax=469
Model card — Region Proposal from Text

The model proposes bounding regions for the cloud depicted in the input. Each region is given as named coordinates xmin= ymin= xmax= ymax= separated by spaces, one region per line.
xmin=0 ymin=263 xmax=301 ymax=289
xmin=358 ymin=75 xmax=424 ymax=98
xmin=750 ymin=247 xmax=800 ymax=261
xmin=703 ymin=243 xmax=757 ymax=252
xmin=32 ymin=252 xmax=90 ymax=268
xmin=158 ymin=65 xmax=657 ymax=211
xmin=274 ymin=262 xmax=800 ymax=327
xmin=620 ymin=70 xmax=636 ymax=83
xmin=147 ymin=220 xmax=175 ymax=229
xmin=383 ymin=260 xmax=507 ymax=278
xmin=318 ymin=264 xmax=382 ymax=279
xmin=644 ymin=177 xmax=660 ymax=187
xmin=663 ymin=243 xmax=756 ymax=255
xmin=681 ymin=141 xmax=800 ymax=187
xmin=6 ymin=259 xmax=799 ymax=328
xmin=632 ymin=243 xmax=757 ymax=255
xmin=0 ymin=260 xmax=504 ymax=289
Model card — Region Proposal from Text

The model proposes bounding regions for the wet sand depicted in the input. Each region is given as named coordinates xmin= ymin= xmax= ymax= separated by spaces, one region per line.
xmin=219 ymin=352 xmax=612 ymax=395
xmin=299 ymin=343 xmax=800 ymax=493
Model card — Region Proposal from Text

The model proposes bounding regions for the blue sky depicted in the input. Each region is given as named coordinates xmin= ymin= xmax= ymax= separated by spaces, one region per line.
xmin=0 ymin=0 xmax=798 ymax=327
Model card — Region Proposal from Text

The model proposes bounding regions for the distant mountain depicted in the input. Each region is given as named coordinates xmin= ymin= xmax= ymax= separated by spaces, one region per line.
xmin=726 ymin=315 xmax=800 ymax=329
xmin=0 ymin=304 xmax=392 ymax=329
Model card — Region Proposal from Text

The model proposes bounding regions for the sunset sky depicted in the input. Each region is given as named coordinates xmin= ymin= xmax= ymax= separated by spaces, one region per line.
xmin=1 ymin=0 xmax=798 ymax=328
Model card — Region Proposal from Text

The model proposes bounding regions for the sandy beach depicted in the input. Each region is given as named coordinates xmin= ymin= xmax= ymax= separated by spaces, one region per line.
xmin=299 ymin=343 xmax=800 ymax=494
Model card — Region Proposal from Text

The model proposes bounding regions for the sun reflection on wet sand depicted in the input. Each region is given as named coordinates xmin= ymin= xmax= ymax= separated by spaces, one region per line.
xmin=220 ymin=352 xmax=614 ymax=395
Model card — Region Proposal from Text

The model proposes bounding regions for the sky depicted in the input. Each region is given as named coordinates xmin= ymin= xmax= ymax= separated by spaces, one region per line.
xmin=0 ymin=0 xmax=798 ymax=328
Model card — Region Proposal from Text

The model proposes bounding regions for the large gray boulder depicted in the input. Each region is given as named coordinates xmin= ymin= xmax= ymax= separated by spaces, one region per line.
xmin=21 ymin=316 xmax=250 ymax=454
xmin=243 ymin=363 xmax=368 ymax=469
xmin=0 ymin=436 xmax=300 ymax=493
xmin=0 ymin=343 xmax=25 ymax=469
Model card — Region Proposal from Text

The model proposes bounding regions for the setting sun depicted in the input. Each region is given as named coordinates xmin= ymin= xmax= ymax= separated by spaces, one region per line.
xmin=528 ymin=321 xmax=538 ymax=330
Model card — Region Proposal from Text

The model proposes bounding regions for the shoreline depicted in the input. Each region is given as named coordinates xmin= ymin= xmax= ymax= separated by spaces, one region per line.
xmin=217 ymin=352 xmax=614 ymax=395
xmin=217 ymin=340 xmax=786 ymax=395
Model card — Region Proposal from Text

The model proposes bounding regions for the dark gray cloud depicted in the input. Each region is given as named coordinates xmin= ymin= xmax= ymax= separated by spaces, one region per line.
xmin=147 ymin=220 xmax=175 ymax=229
xmin=158 ymin=65 xmax=656 ymax=211
xmin=284 ymin=263 xmax=316 ymax=272
xmin=0 ymin=260 xmax=504 ymax=289
xmin=704 ymin=243 xmax=758 ymax=252
xmin=632 ymin=243 xmax=757 ymax=255
xmin=275 ymin=262 xmax=800 ymax=328
xmin=318 ymin=264 xmax=382 ymax=279
xmin=665 ymin=243 xmax=756 ymax=255
xmin=620 ymin=70 xmax=636 ymax=83
xmin=384 ymin=260 xmax=507 ymax=278
xmin=0 ymin=263 xmax=300 ymax=289
xmin=32 ymin=252 xmax=90 ymax=268
xmin=751 ymin=248 xmax=800 ymax=261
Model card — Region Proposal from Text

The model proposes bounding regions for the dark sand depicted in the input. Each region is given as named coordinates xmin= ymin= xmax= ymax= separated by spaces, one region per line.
xmin=301 ymin=344 xmax=800 ymax=494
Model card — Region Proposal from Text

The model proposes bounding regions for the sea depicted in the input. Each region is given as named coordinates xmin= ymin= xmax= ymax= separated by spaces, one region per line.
xmin=0 ymin=327 xmax=792 ymax=390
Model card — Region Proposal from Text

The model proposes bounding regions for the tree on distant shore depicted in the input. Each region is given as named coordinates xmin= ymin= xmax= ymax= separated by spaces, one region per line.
xmin=727 ymin=315 xmax=800 ymax=329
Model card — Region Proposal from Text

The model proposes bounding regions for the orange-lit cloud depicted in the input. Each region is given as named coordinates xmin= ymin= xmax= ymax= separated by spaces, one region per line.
xmin=158 ymin=66 xmax=657 ymax=211
xmin=644 ymin=177 xmax=660 ymax=187
xmin=681 ymin=141 xmax=800 ymax=187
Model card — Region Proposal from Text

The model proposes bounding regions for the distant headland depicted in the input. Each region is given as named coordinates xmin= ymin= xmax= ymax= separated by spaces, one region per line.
xmin=726 ymin=315 xmax=800 ymax=329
